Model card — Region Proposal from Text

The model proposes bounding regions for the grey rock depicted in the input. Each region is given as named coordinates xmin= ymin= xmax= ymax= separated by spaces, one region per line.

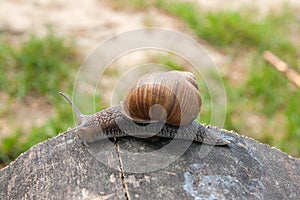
xmin=0 ymin=127 xmax=300 ymax=199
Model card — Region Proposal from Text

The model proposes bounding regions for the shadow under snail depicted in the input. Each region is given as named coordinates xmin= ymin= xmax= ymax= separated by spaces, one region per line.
xmin=59 ymin=71 xmax=230 ymax=146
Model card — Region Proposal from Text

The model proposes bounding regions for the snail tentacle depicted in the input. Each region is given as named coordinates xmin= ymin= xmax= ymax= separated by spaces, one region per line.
xmin=59 ymin=92 xmax=84 ymax=125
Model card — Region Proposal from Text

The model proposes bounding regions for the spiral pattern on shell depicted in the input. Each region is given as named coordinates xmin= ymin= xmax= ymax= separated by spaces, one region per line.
xmin=121 ymin=71 xmax=202 ymax=126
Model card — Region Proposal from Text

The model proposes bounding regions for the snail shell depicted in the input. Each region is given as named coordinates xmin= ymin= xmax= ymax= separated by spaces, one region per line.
xmin=121 ymin=71 xmax=202 ymax=126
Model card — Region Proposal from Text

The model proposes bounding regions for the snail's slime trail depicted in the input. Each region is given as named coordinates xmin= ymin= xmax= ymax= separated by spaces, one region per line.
xmin=114 ymin=138 xmax=130 ymax=200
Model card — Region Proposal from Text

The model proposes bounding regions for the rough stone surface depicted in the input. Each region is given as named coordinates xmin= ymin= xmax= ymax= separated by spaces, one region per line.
xmin=1 ymin=127 xmax=300 ymax=199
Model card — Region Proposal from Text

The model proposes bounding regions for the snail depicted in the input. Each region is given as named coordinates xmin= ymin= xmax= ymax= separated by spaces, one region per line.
xmin=59 ymin=71 xmax=230 ymax=146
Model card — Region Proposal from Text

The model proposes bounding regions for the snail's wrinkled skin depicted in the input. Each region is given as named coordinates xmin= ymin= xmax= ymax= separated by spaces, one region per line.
xmin=75 ymin=105 xmax=230 ymax=146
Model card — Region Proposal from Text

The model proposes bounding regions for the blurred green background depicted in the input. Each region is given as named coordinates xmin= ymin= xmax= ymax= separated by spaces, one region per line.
xmin=1 ymin=0 xmax=300 ymax=168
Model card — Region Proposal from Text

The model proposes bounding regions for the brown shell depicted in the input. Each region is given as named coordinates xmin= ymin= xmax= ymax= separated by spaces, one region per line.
xmin=121 ymin=71 xmax=202 ymax=126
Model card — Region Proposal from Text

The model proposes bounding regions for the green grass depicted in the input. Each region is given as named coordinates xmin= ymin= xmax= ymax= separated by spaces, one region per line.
xmin=0 ymin=108 xmax=70 ymax=165
xmin=244 ymin=52 xmax=300 ymax=155
xmin=0 ymin=33 xmax=79 ymax=166
xmin=0 ymin=33 xmax=77 ymax=101
xmin=113 ymin=0 xmax=300 ymax=157
xmin=122 ymin=0 xmax=297 ymax=55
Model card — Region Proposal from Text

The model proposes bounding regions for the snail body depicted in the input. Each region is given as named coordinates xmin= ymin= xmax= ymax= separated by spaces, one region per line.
xmin=59 ymin=71 xmax=230 ymax=146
